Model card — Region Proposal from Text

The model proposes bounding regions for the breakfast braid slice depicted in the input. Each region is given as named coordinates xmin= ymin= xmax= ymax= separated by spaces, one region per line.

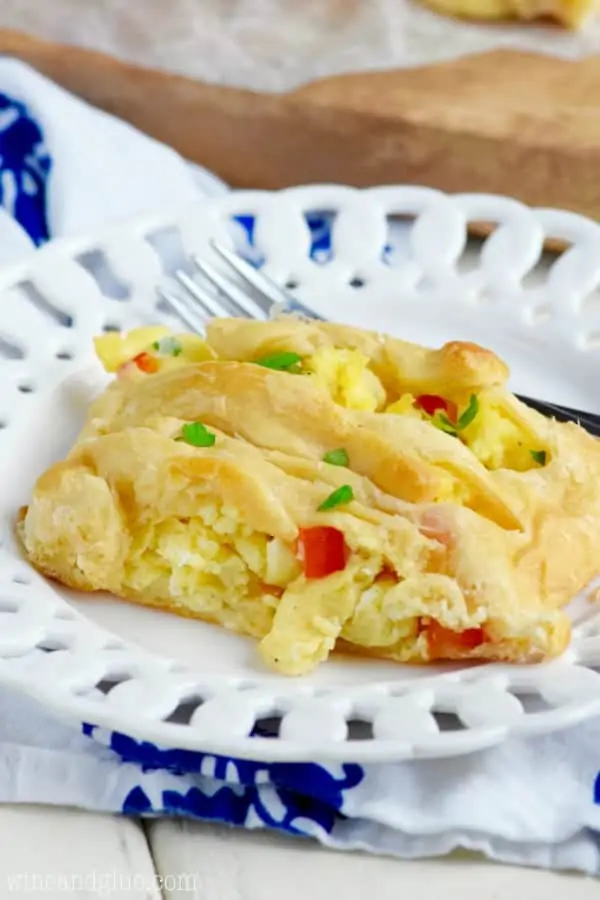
xmin=19 ymin=424 xmax=570 ymax=676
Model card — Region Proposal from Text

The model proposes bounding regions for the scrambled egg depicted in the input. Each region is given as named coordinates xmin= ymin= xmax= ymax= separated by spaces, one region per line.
xmin=303 ymin=346 xmax=386 ymax=412
xmin=118 ymin=499 xmax=439 ymax=672
xmin=123 ymin=503 xmax=292 ymax=639
xmin=460 ymin=402 xmax=542 ymax=471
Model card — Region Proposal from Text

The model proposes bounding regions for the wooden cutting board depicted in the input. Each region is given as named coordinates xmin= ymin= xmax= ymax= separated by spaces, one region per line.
xmin=0 ymin=28 xmax=599 ymax=224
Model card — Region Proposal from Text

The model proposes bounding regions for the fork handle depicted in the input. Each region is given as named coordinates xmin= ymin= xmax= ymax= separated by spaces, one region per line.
xmin=517 ymin=394 xmax=600 ymax=437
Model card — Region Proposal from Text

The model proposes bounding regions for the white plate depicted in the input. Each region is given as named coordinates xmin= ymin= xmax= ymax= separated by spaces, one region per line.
xmin=1 ymin=184 xmax=600 ymax=764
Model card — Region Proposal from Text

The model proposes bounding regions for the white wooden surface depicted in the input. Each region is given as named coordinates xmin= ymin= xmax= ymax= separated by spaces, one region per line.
xmin=0 ymin=806 xmax=159 ymax=898
xmin=147 ymin=821 xmax=600 ymax=900
xmin=0 ymin=807 xmax=597 ymax=900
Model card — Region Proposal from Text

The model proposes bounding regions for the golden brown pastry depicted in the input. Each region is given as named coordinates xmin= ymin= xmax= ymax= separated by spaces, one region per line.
xmin=18 ymin=318 xmax=600 ymax=675
xmin=418 ymin=0 xmax=597 ymax=28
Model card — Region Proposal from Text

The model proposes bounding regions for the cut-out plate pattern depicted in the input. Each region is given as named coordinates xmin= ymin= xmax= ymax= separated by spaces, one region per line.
xmin=1 ymin=185 xmax=600 ymax=762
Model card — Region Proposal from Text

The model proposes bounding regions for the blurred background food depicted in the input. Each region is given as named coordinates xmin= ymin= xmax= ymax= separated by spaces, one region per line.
xmin=418 ymin=0 xmax=596 ymax=29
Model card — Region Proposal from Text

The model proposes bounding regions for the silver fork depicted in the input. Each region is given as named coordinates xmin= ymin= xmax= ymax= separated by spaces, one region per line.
xmin=158 ymin=240 xmax=324 ymax=334
xmin=157 ymin=240 xmax=600 ymax=436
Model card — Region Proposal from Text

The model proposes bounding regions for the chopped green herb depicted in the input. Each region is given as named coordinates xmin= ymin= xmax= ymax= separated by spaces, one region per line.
xmin=179 ymin=421 xmax=216 ymax=448
xmin=255 ymin=351 xmax=303 ymax=373
xmin=433 ymin=395 xmax=479 ymax=436
xmin=432 ymin=414 xmax=459 ymax=435
xmin=318 ymin=484 xmax=354 ymax=511
xmin=530 ymin=449 xmax=547 ymax=466
xmin=456 ymin=394 xmax=479 ymax=431
xmin=323 ymin=448 xmax=349 ymax=467
xmin=153 ymin=336 xmax=183 ymax=357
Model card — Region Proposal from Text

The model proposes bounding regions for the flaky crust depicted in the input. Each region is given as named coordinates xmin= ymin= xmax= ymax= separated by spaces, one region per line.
xmin=206 ymin=318 xmax=510 ymax=394
xmin=19 ymin=318 xmax=600 ymax=674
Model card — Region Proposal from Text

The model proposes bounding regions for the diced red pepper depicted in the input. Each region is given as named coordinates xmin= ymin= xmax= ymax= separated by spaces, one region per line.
xmin=132 ymin=351 xmax=160 ymax=374
xmin=297 ymin=526 xmax=347 ymax=579
xmin=415 ymin=394 xmax=458 ymax=423
xmin=424 ymin=619 xmax=485 ymax=659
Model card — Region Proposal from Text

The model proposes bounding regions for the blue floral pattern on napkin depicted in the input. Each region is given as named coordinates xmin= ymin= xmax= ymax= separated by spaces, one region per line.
xmin=0 ymin=93 xmax=51 ymax=245
xmin=84 ymin=724 xmax=363 ymax=837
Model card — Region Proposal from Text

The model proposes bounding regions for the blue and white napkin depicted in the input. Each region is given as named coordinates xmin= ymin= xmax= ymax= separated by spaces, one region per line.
xmin=1 ymin=56 xmax=600 ymax=875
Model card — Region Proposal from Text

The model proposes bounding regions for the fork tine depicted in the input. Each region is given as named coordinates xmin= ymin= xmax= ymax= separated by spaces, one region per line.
xmin=208 ymin=240 xmax=290 ymax=308
xmin=209 ymin=240 xmax=325 ymax=321
xmin=192 ymin=257 xmax=265 ymax=319
xmin=156 ymin=286 xmax=207 ymax=334
xmin=175 ymin=270 xmax=226 ymax=319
